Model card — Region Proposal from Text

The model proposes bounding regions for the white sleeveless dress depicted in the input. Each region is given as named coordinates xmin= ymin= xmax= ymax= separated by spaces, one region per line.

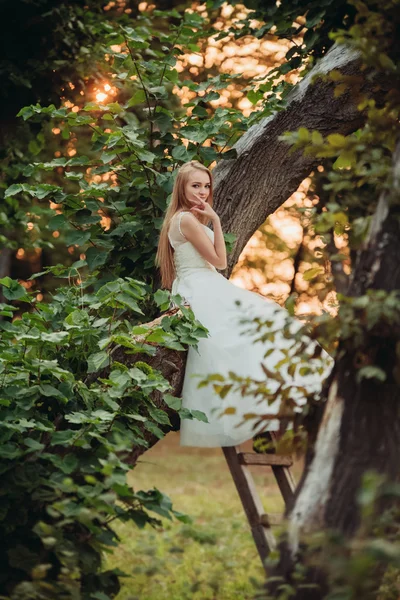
xmin=168 ymin=211 xmax=333 ymax=447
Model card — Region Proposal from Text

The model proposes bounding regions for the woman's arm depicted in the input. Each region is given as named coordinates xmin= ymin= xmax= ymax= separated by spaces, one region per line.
xmin=180 ymin=212 xmax=227 ymax=270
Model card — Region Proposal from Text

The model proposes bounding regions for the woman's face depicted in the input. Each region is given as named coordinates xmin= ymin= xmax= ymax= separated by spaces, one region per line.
xmin=184 ymin=170 xmax=211 ymax=205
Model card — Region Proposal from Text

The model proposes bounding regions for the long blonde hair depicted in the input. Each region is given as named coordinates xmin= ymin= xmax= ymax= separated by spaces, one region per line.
xmin=155 ymin=161 xmax=214 ymax=289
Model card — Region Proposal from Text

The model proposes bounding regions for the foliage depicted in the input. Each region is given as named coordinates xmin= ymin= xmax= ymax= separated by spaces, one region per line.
xmin=0 ymin=0 xmax=120 ymax=269
xmin=0 ymin=267 xmax=211 ymax=598
xmin=6 ymin=9 xmax=250 ymax=297
xmin=0 ymin=3 xmax=262 ymax=597
xmin=205 ymin=0 xmax=357 ymax=115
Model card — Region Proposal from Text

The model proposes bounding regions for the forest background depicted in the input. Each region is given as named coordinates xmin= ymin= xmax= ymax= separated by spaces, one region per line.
xmin=0 ymin=0 xmax=399 ymax=599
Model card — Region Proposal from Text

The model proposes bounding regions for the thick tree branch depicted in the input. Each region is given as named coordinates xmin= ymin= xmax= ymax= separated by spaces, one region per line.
xmin=211 ymin=44 xmax=377 ymax=275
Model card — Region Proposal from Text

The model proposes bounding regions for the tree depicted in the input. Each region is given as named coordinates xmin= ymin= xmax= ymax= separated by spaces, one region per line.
xmin=1 ymin=0 xmax=399 ymax=597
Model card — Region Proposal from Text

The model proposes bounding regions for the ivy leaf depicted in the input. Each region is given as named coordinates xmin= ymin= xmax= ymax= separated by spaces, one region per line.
xmin=221 ymin=148 xmax=237 ymax=161
xmin=51 ymin=430 xmax=79 ymax=446
xmin=179 ymin=127 xmax=209 ymax=144
xmin=198 ymin=146 xmax=218 ymax=163
xmin=135 ymin=149 xmax=157 ymax=164
xmin=24 ymin=438 xmax=45 ymax=451
xmin=127 ymin=89 xmax=146 ymax=106
xmin=147 ymin=85 xmax=168 ymax=99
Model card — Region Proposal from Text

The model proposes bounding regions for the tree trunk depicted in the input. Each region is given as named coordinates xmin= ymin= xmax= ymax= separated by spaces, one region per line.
xmin=266 ymin=143 xmax=400 ymax=599
xmin=0 ymin=249 xmax=12 ymax=305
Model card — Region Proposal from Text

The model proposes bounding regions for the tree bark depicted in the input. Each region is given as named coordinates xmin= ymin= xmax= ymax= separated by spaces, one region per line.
xmin=266 ymin=143 xmax=400 ymax=599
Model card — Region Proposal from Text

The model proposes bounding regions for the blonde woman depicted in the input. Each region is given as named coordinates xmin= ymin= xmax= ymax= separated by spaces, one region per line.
xmin=156 ymin=161 xmax=332 ymax=447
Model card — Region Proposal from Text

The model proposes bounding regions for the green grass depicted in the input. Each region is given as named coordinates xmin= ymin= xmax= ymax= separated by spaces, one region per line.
xmin=107 ymin=432 xmax=291 ymax=600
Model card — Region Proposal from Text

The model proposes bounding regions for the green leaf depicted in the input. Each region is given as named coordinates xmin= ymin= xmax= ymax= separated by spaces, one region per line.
xmin=154 ymin=289 xmax=170 ymax=310
xmin=327 ymin=133 xmax=347 ymax=148
xmin=311 ymin=130 xmax=324 ymax=145
xmin=51 ymin=430 xmax=78 ymax=446
xmin=0 ymin=277 xmax=29 ymax=301
xmin=297 ymin=127 xmax=309 ymax=142
xmin=48 ymin=214 xmax=68 ymax=231
xmin=40 ymin=331 xmax=69 ymax=344
xmin=0 ymin=443 xmax=23 ymax=459
xmin=65 ymin=230 xmax=91 ymax=247
xmin=24 ymin=438 xmax=45 ymax=451
xmin=221 ymin=148 xmax=237 ymax=161
xmin=135 ymin=149 xmax=156 ymax=164
xmin=116 ymin=293 xmax=144 ymax=314
xmin=144 ymin=421 xmax=165 ymax=439
xmin=87 ymin=351 xmax=110 ymax=374
xmin=333 ymin=152 xmax=356 ymax=169
xmin=4 ymin=184 xmax=23 ymax=198
xmin=61 ymin=454 xmax=79 ymax=474
xmin=247 ymin=89 xmax=263 ymax=105
xmin=86 ymin=247 xmax=109 ymax=271
xmin=190 ymin=410 xmax=208 ymax=423
xmin=147 ymin=406 xmax=171 ymax=426
xmin=40 ymin=384 xmax=68 ymax=401
xmin=171 ymin=145 xmax=196 ymax=162
xmin=127 ymin=89 xmax=146 ymax=106
xmin=163 ymin=394 xmax=182 ymax=410
xmin=302 ymin=267 xmax=324 ymax=281
xmin=147 ymin=85 xmax=168 ymax=99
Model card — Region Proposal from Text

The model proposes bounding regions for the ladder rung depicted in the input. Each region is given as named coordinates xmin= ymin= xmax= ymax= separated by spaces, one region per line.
xmin=260 ymin=513 xmax=284 ymax=527
xmin=238 ymin=452 xmax=293 ymax=467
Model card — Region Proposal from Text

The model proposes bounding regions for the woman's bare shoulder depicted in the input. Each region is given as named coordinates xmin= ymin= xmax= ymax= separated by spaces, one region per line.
xmin=180 ymin=212 xmax=202 ymax=230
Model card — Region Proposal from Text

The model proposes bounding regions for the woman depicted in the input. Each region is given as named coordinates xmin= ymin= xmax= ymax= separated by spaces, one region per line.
xmin=156 ymin=161 xmax=333 ymax=447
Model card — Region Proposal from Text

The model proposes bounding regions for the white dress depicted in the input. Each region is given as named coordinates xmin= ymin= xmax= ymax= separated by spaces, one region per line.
xmin=168 ymin=211 xmax=333 ymax=448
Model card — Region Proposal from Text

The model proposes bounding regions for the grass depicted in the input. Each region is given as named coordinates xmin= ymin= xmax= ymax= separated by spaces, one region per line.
xmin=107 ymin=432 xmax=296 ymax=600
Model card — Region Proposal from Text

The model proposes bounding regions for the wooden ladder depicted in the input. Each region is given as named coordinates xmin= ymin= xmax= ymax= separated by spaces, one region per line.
xmin=222 ymin=432 xmax=296 ymax=572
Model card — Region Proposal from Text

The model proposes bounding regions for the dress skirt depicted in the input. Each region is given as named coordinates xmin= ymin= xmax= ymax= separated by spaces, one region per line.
xmin=173 ymin=268 xmax=332 ymax=448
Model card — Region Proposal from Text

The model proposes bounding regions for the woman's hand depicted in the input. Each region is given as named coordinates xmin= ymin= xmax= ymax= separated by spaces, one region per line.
xmin=190 ymin=196 xmax=219 ymax=221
